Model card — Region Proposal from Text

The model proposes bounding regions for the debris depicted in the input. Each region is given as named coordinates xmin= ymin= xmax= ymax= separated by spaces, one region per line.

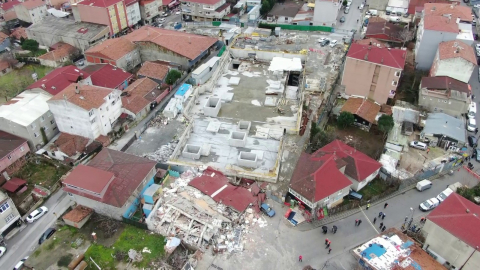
xmin=144 ymin=141 xmax=178 ymax=163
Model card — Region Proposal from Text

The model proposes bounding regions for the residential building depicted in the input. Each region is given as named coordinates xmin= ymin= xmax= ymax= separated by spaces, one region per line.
xmin=125 ymin=0 xmax=141 ymax=27
xmin=312 ymin=0 xmax=340 ymax=26
xmin=420 ymin=112 xmax=466 ymax=149
xmin=62 ymin=148 xmax=156 ymax=220
xmin=0 ymin=59 xmax=17 ymax=77
xmin=429 ymin=40 xmax=476 ymax=83
xmin=340 ymin=97 xmax=382 ymax=131
xmin=14 ymin=0 xmax=47 ymax=24
xmin=415 ymin=3 xmax=473 ymax=70
xmin=0 ymin=90 xmax=58 ymax=151
xmin=0 ymin=190 xmax=22 ymax=238
xmin=37 ymin=42 xmax=80 ymax=68
xmin=0 ymin=0 xmax=21 ymax=17
xmin=137 ymin=61 xmax=173 ymax=84
xmin=123 ymin=26 xmax=218 ymax=69
xmin=341 ymin=44 xmax=406 ymax=104
xmin=266 ymin=1 xmax=302 ymax=24
xmin=27 ymin=65 xmax=91 ymax=96
xmin=292 ymin=3 xmax=314 ymax=26
xmin=365 ymin=20 xmax=404 ymax=43
xmin=422 ymin=193 xmax=480 ymax=270
xmin=179 ymin=0 xmax=231 ymax=22
xmin=122 ymin=77 xmax=168 ymax=120
xmin=26 ymin=16 xmax=110 ymax=52
xmin=84 ymin=37 xmax=141 ymax=71
xmin=10 ymin=27 xmax=28 ymax=41
xmin=0 ymin=131 xmax=30 ymax=185
xmin=386 ymin=0 xmax=409 ymax=15
xmin=47 ymin=83 xmax=123 ymax=140
xmin=0 ymin=32 xmax=11 ymax=52
xmin=73 ymin=0 xmax=129 ymax=36
xmin=82 ymin=63 xmax=133 ymax=90
xmin=355 ymin=38 xmax=388 ymax=48
xmin=419 ymin=76 xmax=471 ymax=117
xmin=139 ymin=0 xmax=160 ymax=25
xmin=352 ymin=228 xmax=446 ymax=270
xmin=288 ymin=140 xmax=381 ymax=211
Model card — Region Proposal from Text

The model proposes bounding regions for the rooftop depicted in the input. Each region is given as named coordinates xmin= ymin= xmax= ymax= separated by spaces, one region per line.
xmin=53 ymin=132 xmax=90 ymax=157
xmin=422 ymin=112 xmax=466 ymax=143
xmin=10 ymin=27 xmax=27 ymax=40
xmin=0 ymin=32 xmax=9 ymax=44
xmin=76 ymin=0 xmax=123 ymax=7
xmin=63 ymin=148 xmax=156 ymax=207
xmin=423 ymin=3 xmax=472 ymax=32
xmin=355 ymin=38 xmax=388 ymax=48
xmin=427 ymin=193 xmax=480 ymax=248
xmin=82 ymin=64 xmax=133 ymax=89
xmin=0 ymin=131 xmax=27 ymax=159
xmin=49 ymin=83 xmax=114 ymax=111
xmin=26 ymin=17 xmax=109 ymax=42
xmin=0 ymin=59 xmax=17 ymax=71
xmin=438 ymin=40 xmax=476 ymax=65
xmin=0 ymin=89 xmax=52 ymax=126
xmin=341 ymin=97 xmax=381 ymax=124
xmin=176 ymin=0 xmax=221 ymax=4
xmin=85 ymin=37 xmax=136 ymax=61
xmin=347 ymin=44 xmax=406 ymax=69
xmin=124 ymin=26 xmax=218 ymax=60
xmin=0 ymin=0 xmax=21 ymax=11
xmin=27 ymin=66 xmax=89 ymax=95
xmin=63 ymin=164 xmax=115 ymax=194
xmin=421 ymin=76 xmax=471 ymax=95
xmin=37 ymin=42 xmax=79 ymax=62
xmin=365 ymin=21 xmax=403 ymax=42
xmin=122 ymin=78 xmax=160 ymax=114
xmin=62 ymin=205 xmax=94 ymax=223
xmin=407 ymin=0 xmax=449 ymax=14
xmin=268 ymin=1 xmax=302 ymax=18
xmin=20 ymin=0 xmax=46 ymax=9
xmin=137 ymin=61 xmax=170 ymax=81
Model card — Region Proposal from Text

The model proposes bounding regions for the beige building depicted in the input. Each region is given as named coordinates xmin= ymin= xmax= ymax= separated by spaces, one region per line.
xmin=341 ymin=44 xmax=406 ymax=105
xmin=14 ymin=0 xmax=47 ymax=24
xmin=422 ymin=193 xmax=480 ymax=270
xmin=0 ymin=190 xmax=22 ymax=237
xmin=180 ymin=0 xmax=230 ymax=21
xmin=429 ymin=40 xmax=477 ymax=84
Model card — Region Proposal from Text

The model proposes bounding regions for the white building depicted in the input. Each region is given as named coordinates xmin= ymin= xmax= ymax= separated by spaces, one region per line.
xmin=180 ymin=0 xmax=231 ymax=21
xmin=429 ymin=40 xmax=477 ymax=83
xmin=47 ymin=83 xmax=122 ymax=140
xmin=14 ymin=0 xmax=47 ymax=24
xmin=191 ymin=56 xmax=220 ymax=85
xmin=125 ymin=0 xmax=141 ymax=27
xmin=386 ymin=0 xmax=409 ymax=16
xmin=422 ymin=193 xmax=480 ymax=270
xmin=0 ymin=89 xmax=58 ymax=151
xmin=415 ymin=3 xmax=473 ymax=70
xmin=0 ymin=191 xmax=22 ymax=238
xmin=313 ymin=0 xmax=341 ymax=27
xmin=139 ymin=0 xmax=160 ymax=25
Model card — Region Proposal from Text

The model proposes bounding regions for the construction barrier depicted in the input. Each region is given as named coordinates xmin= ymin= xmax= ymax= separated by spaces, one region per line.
xmin=258 ymin=23 xmax=333 ymax=33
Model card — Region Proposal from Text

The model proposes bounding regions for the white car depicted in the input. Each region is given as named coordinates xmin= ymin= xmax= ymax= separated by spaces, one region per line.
xmin=409 ymin=141 xmax=427 ymax=150
xmin=475 ymin=4 xmax=480 ymax=8
xmin=26 ymin=206 xmax=48 ymax=223
xmin=475 ymin=44 xmax=480 ymax=51
xmin=317 ymin=37 xmax=327 ymax=43
xmin=467 ymin=118 xmax=477 ymax=132
xmin=13 ymin=256 xmax=29 ymax=270
xmin=159 ymin=18 xmax=166 ymax=22
xmin=0 ymin=246 xmax=6 ymax=258
xmin=175 ymin=11 xmax=181 ymax=15
xmin=329 ymin=40 xmax=338 ymax=47
xmin=419 ymin=198 xmax=440 ymax=211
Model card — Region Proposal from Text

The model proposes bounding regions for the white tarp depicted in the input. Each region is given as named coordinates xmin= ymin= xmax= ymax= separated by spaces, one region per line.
xmin=268 ymin=57 xmax=302 ymax=72
xmin=47 ymin=8 xmax=70 ymax=18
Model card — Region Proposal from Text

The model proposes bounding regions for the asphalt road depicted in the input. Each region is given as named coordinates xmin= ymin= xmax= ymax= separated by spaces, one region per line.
xmin=336 ymin=0 xmax=365 ymax=32
xmin=1 ymin=190 xmax=73 ymax=270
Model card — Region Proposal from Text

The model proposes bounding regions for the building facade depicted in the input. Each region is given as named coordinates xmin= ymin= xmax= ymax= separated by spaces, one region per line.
xmin=0 ymin=131 xmax=30 ymax=183
xmin=125 ymin=0 xmax=141 ymax=26
xmin=14 ymin=0 xmax=47 ymax=24
xmin=0 ymin=191 xmax=22 ymax=237
xmin=429 ymin=40 xmax=476 ymax=83
xmin=139 ymin=0 xmax=160 ymax=25
xmin=73 ymin=0 xmax=129 ymax=36
xmin=84 ymin=38 xmax=141 ymax=71
xmin=180 ymin=0 xmax=230 ymax=21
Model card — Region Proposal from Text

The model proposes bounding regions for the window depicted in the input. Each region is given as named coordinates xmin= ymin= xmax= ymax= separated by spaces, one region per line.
xmin=53 ymin=127 xmax=57 ymax=131
xmin=91 ymin=119 xmax=96 ymax=124
xmin=89 ymin=110 xmax=94 ymax=116
xmin=31 ymin=123 xmax=36 ymax=129
xmin=7 ymin=154 xmax=12 ymax=160
xmin=112 ymin=100 xmax=116 ymax=106
xmin=34 ymin=133 xmax=39 ymax=138
xmin=0 ymin=202 xmax=10 ymax=213
xmin=50 ymin=120 xmax=55 ymax=125
xmin=392 ymin=81 xmax=398 ymax=86
xmin=395 ymin=71 xmax=401 ymax=77
xmin=20 ymin=146 xmax=24 ymax=152
xmin=5 ymin=212 xmax=15 ymax=223
xmin=44 ymin=127 xmax=49 ymax=132
xmin=41 ymin=116 xmax=45 ymax=122
xmin=67 ymin=192 xmax=73 ymax=197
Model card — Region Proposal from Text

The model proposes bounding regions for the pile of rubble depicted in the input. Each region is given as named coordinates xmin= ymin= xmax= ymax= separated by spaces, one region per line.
xmin=148 ymin=114 xmax=170 ymax=128
xmin=144 ymin=141 xmax=178 ymax=163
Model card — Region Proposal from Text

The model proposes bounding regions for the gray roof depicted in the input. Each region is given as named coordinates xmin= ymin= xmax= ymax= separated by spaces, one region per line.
xmin=26 ymin=17 xmax=108 ymax=41
xmin=422 ymin=113 xmax=466 ymax=143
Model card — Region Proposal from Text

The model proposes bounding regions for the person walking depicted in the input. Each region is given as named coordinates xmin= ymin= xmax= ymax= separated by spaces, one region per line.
xmin=358 ymin=219 xmax=362 ymax=226
xmin=384 ymin=202 xmax=388 ymax=208
xmin=382 ymin=213 xmax=386 ymax=220
xmin=404 ymin=216 xmax=408 ymax=223
xmin=325 ymin=238 xmax=329 ymax=245
xmin=426 ymin=148 xmax=430 ymax=154
xmin=373 ymin=217 xmax=377 ymax=224
xmin=326 ymin=241 xmax=331 ymax=248
xmin=366 ymin=203 xmax=370 ymax=210
xmin=378 ymin=211 xmax=383 ymax=218
xmin=381 ymin=226 xmax=386 ymax=232
xmin=333 ymin=225 xmax=337 ymax=233
xmin=355 ymin=219 xmax=359 ymax=226
xmin=328 ymin=248 xmax=332 ymax=254
xmin=476 ymin=128 xmax=479 ymax=135
xmin=299 ymin=255 xmax=303 ymax=262
xmin=379 ymin=222 xmax=383 ymax=229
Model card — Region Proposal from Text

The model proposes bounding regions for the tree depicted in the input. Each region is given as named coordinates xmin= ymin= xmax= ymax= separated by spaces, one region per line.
xmin=21 ymin=39 xmax=39 ymax=52
xmin=337 ymin=111 xmax=354 ymax=129
xmin=260 ymin=1 xmax=271 ymax=16
xmin=165 ymin=69 xmax=182 ymax=85
xmin=342 ymin=0 xmax=348 ymax=6
xmin=310 ymin=125 xmax=336 ymax=152
xmin=396 ymin=28 xmax=414 ymax=47
xmin=377 ymin=114 xmax=394 ymax=134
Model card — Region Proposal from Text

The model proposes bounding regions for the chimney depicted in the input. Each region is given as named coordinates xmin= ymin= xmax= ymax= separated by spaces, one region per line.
xmin=75 ymin=85 xmax=79 ymax=94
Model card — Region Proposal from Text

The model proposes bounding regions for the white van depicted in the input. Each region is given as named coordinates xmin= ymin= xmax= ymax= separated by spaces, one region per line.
xmin=467 ymin=118 xmax=477 ymax=132
xmin=366 ymin=9 xmax=378 ymax=16
xmin=468 ymin=102 xmax=476 ymax=119
xmin=419 ymin=198 xmax=440 ymax=211
xmin=416 ymin=180 xmax=432 ymax=191
xmin=436 ymin=188 xmax=454 ymax=203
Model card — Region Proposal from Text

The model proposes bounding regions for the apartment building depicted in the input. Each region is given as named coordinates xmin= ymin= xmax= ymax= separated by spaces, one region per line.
xmin=139 ymin=0 xmax=160 ymax=25
xmin=73 ymin=0 xmax=129 ymax=36
xmin=14 ymin=0 xmax=47 ymax=24
xmin=180 ymin=0 xmax=231 ymax=21
xmin=125 ymin=0 xmax=141 ymax=26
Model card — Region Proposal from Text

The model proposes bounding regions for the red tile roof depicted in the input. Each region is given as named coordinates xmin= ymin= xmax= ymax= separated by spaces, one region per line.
xmin=122 ymin=78 xmax=159 ymax=114
xmin=125 ymin=26 xmax=218 ymax=60
xmin=189 ymin=167 xmax=258 ymax=212
xmin=49 ymin=83 xmax=114 ymax=111
xmin=0 ymin=131 xmax=28 ymax=159
xmin=54 ymin=132 xmax=90 ymax=157
xmin=21 ymin=0 xmax=46 ymax=9
xmin=0 ymin=32 xmax=9 ymax=44
xmin=179 ymin=0 xmax=221 ymax=4
xmin=85 ymin=37 xmax=136 ymax=61
xmin=347 ymin=44 xmax=406 ymax=69
xmin=137 ymin=61 xmax=170 ymax=81
xmin=38 ymin=43 xmax=79 ymax=62
xmin=82 ymin=64 xmax=133 ymax=89
xmin=62 ymin=205 xmax=94 ymax=223
xmin=122 ymin=95 xmax=150 ymax=114
xmin=63 ymin=148 xmax=156 ymax=208
xmin=27 ymin=66 xmax=90 ymax=95
xmin=63 ymin=164 xmax=115 ymax=194
xmin=341 ymin=97 xmax=381 ymax=124
xmin=365 ymin=21 xmax=403 ymax=42
xmin=0 ymin=0 xmax=21 ymax=11
xmin=355 ymin=38 xmax=387 ymax=48
xmin=438 ymin=40 xmax=477 ymax=65
xmin=427 ymin=193 xmax=480 ymax=248
xmin=10 ymin=27 xmax=28 ymax=40
xmin=0 ymin=59 xmax=17 ymax=72
xmin=77 ymin=0 xmax=123 ymax=8
xmin=423 ymin=3 xmax=472 ymax=32
xmin=407 ymin=0 xmax=449 ymax=14
xmin=1 ymin=178 xmax=27 ymax=193
xmin=421 ymin=76 xmax=471 ymax=95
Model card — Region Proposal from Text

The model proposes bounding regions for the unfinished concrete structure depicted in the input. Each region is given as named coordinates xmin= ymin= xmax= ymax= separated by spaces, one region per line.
xmin=238 ymin=152 xmax=258 ymax=168
xmin=203 ymin=97 xmax=222 ymax=117
xmin=229 ymin=131 xmax=247 ymax=147
xmin=182 ymin=145 xmax=202 ymax=160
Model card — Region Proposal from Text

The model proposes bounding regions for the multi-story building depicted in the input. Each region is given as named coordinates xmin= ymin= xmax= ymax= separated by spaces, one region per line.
xmin=430 ymin=40 xmax=476 ymax=83
xmin=415 ymin=3 xmax=473 ymax=70
xmin=0 ymin=0 xmax=21 ymax=22
xmin=14 ymin=0 xmax=47 ymax=24
xmin=139 ymin=0 xmax=160 ymax=25
xmin=180 ymin=0 xmax=231 ymax=21
xmin=0 ymin=190 xmax=22 ymax=238
xmin=0 ymin=131 xmax=30 ymax=184
xmin=0 ymin=89 xmax=58 ymax=151
xmin=125 ymin=0 xmax=141 ymax=27
xmin=73 ymin=0 xmax=129 ymax=36
xmin=313 ymin=0 xmax=341 ymax=27
xmin=47 ymin=83 xmax=123 ymax=140
xmin=85 ymin=37 xmax=141 ymax=71
xmin=341 ymin=44 xmax=406 ymax=104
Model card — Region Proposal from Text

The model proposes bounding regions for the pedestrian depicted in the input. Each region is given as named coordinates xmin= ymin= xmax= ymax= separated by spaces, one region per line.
xmin=355 ymin=219 xmax=359 ymax=226
xmin=476 ymin=128 xmax=479 ymax=134
xmin=426 ymin=148 xmax=430 ymax=154
xmin=333 ymin=225 xmax=337 ymax=233
xmin=357 ymin=19 xmax=359 ymax=22
xmin=373 ymin=217 xmax=377 ymax=224
xmin=325 ymin=238 xmax=329 ymax=245
xmin=382 ymin=213 xmax=386 ymax=220
xmin=366 ymin=203 xmax=370 ymax=210
xmin=379 ymin=222 xmax=383 ymax=229
xmin=384 ymin=202 xmax=388 ymax=209
xmin=328 ymin=248 xmax=332 ymax=254
xmin=381 ymin=226 xmax=386 ymax=232
xmin=404 ymin=216 xmax=408 ymax=223
xmin=378 ymin=211 xmax=383 ymax=218
xmin=327 ymin=241 xmax=331 ymax=248
xmin=358 ymin=219 xmax=362 ymax=226
xmin=299 ymin=255 xmax=303 ymax=262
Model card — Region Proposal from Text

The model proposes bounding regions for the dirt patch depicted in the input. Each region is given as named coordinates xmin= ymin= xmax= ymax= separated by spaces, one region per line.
xmin=330 ymin=122 xmax=385 ymax=160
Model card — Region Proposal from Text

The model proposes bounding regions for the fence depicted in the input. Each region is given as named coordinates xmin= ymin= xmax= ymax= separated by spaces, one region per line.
xmin=258 ymin=23 xmax=333 ymax=33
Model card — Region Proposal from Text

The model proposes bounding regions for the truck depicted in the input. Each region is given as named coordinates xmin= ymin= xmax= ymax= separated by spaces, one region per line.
xmin=260 ymin=203 xmax=275 ymax=217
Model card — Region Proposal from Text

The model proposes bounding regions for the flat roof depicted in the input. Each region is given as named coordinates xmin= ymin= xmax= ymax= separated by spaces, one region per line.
xmin=27 ymin=17 xmax=108 ymax=42
xmin=0 ymin=90 xmax=52 ymax=126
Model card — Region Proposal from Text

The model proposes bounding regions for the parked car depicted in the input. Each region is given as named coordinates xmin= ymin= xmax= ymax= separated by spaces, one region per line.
xmin=175 ymin=11 xmax=181 ymax=15
xmin=468 ymin=135 xmax=477 ymax=147
xmin=0 ymin=246 xmax=6 ymax=258
xmin=26 ymin=206 xmax=48 ymax=223
xmin=416 ymin=180 xmax=432 ymax=191
xmin=38 ymin=228 xmax=56 ymax=245
xmin=260 ymin=203 xmax=275 ymax=217
xmin=344 ymin=7 xmax=350 ymax=14
xmin=317 ymin=37 xmax=327 ymax=43
xmin=359 ymin=3 xmax=364 ymax=9
xmin=436 ymin=187 xmax=454 ymax=203
xmin=340 ymin=16 xmax=346 ymax=23
xmin=13 ymin=256 xmax=28 ymax=270
xmin=320 ymin=39 xmax=330 ymax=47
xmin=409 ymin=141 xmax=427 ymax=150
xmin=467 ymin=118 xmax=477 ymax=132
xmin=419 ymin=198 xmax=440 ymax=211
xmin=475 ymin=148 xmax=480 ymax=162
xmin=329 ymin=40 xmax=338 ymax=47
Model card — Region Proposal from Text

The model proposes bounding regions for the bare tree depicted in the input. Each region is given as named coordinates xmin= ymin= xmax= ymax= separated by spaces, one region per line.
xmin=396 ymin=28 xmax=415 ymax=47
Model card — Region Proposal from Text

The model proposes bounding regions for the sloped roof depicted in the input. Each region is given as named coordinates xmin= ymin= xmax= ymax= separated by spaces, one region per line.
xmin=0 ymin=0 xmax=21 ymax=11
xmin=427 ymin=193 xmax=480 ymax=248
xmin=63 ymin=164 xmax=115 ymax=194
xmin=365 ymin=21 xmax=404 ymax=42
xmin=37 ymin=43 xmax=79 ymax=62
xmin=421 ymin=76 xmax=471 ymax=95
xmin=137 ymin=61 xmax=170 ymax=81
xmin=0 ymin=32 xmax=9 ymax=44
xmin=85 ymin=37 xmax=136 ymax=61
xmin=355 ymin=38 xmax=387 ymax=48
xmin=422 ymin=112 xmax=466 ymax=143
xmin=49 ymin=83 xmax=113 ymax=111
xmin=407 ymin=0 xmax=449 ymax=14
xmin=82 ymin=64 xmax=133 ymax=89
xmin=341 ymin=97 xmax=381 ymax=124
xmin=124 ymin=26 xmax=217 ymax=60
xmin=54 ymin=132 xmax=90 ymax=156
xmin=27 ymin=65 xmax=90 ymax=95
xmin=21 ymin=0 xmax=46 ymax=10
xmin=347 ymin=44 xmax=406 ymax=69
xmin=0 ymin=131 xmax=27 ymax=159
xmin=423 ymin=3 xmax=471 ymax=32
xmin=10 ymin=27 xmax=28 ymax=40
xmin=438 ymin=40 xmax=476 ymax=65
xmin=62 ymin=205 xmax=94 ymax=223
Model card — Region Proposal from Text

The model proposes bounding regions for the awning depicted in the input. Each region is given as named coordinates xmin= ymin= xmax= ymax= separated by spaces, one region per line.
xmin=2 ymin=178 xmax=27 ymax=193
xmin=307 ymin=3 xmax=315 ymax=7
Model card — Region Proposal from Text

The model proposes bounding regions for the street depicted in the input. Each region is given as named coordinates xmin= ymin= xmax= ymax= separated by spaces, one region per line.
xmin=1 ymin=190 xmax=73 ymax=270
xmin=336 ymin=0 xmax=365 ymax=32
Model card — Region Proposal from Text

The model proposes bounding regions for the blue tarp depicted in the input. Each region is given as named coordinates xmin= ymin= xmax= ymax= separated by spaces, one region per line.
xmin=176 ymin=84 xmax=192 ymax=96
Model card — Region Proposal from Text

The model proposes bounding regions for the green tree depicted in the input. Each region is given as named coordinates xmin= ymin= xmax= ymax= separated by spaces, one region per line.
xmin=165 ymin=69 xmax=182 ymax=85
xmin=377 ymin=114 xmax=394 ymax=134
xmin=260 ymin=1 xmax=271 ymax=16
xmin=342 ymin=0 xmax=348 ymax=6
xmin=337 ymin=111 xmax=354 ymax=129
xmin=21 ymin=39 xmax=39 ymax=52
xmin=310 ymin=123 xmax=336 ymax=152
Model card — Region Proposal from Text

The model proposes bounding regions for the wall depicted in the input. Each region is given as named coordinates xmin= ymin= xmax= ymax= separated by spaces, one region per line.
xmin=181 ymin=0 xmax=227 ymax=21
xmin=349 ymin=169 xmax=380 ymax=191
xmin=30 ymin=5 xmax=47 ymax=24
xmin=230 ymin=47 xmax=307 ymax=61
xmin=138 ymin=42 xmax=190 ymax=68
xmin=432 ymin=57 xmax=475 ymax=84
xmin=415 ymin=27 xmax=458 ymax=70
xmin=423 ymin=220 xmax=479 ymax=270
xmin=313 ymin=0 xmax=339 ymax=26
xmin=116 ymin=48 xmax=142 ymax=71
xmin=139 ymin=1 xmax=159 ymax=24
xmin=419 ymin=88 xmax=469 ymax=117
xmin=341 ymin=57 xmax=401 ymax=104
xmin=126 ymin=2 xmax=141 ymax=26
xmin=0 ymin=141 xmax=29 ymax=172
xmin=122 ymin=176 xmax=154 ymax=218
xmin=0 ymin=196 xmax=21 ymax=235
xmin=26 ymin=27 xmax=109 ymax=52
